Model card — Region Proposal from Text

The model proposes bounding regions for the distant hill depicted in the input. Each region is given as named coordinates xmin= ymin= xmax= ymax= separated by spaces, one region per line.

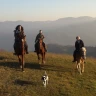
xmin=0 ymin=16 xmax=96 ymax=51
xmin=47 ymin=44 xmax=96 ymax=57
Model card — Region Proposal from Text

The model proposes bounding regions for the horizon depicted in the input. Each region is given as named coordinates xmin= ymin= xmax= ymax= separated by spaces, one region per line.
xmin=0 ymin=0 xmax=96 ymax=21
xmin=0 ymin=16 xmax=96 ymax=22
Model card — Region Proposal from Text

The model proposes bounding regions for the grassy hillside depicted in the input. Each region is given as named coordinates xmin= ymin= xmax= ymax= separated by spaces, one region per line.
xmin=0 ymin=51 xmax=96 ymax=96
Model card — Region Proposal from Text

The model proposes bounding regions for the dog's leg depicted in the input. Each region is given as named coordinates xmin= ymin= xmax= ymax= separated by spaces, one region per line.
xmin=47 ymin=78 xmax=48 ymax=85
xmin=44 ymin=81 xmax=46 ymax=87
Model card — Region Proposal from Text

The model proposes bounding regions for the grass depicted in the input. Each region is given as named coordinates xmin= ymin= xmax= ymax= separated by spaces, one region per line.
xmin=0 ymin=51 xmax=96 ymax=96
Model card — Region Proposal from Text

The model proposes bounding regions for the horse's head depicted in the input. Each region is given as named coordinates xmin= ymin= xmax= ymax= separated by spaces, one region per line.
xmin=81 ymin=47 xmax=86 ymax=53
xmin=38 ymin=38 xmax=43 ymax=50
xmin=38 ymin=38 xmax=43 ymax=45
xmin=81 ymin=47 xmax=86 ymax=59
xmin=38 ymin=38 xmax=42 ymax=43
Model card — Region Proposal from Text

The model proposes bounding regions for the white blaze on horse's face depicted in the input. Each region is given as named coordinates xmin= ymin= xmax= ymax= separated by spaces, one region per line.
xmin=22 ymin=39 xmax=24 ymax=42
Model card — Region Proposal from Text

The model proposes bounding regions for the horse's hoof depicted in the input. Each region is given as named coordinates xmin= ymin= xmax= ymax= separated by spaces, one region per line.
xmin=39 ymin=62 xmax=41 ymax=64
xmin=43 ymin=61 xmax=45 ymax=64
xmin=80 ymin=73 xmax=82 ymax=75
xmin=82 ymin=70 xmax=84 ymax=73
xmin=22 ymin=70 xmax=25 ymax=72
xmin=20 ymin=66 xmax=22 ymax=69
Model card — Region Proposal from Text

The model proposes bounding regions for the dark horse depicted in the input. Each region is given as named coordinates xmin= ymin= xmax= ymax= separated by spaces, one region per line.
xmin=15 ymin=35 xmax=26 ymax=72
xmin=36 ymin=38 xmax=46 ymax=66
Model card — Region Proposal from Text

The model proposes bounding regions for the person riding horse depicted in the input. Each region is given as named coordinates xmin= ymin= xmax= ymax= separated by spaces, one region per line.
xmin=13 ymin=25 xmax=29 ymax=55
xmin=34 ymin=30 xmax=47 ymax=52
xmin=72 ymin=36 xmax=84 ymax=62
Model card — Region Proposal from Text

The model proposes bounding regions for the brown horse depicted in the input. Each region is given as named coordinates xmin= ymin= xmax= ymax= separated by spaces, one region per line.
xmin=36 ymin=38 xmax=46 ymax=65
xmin=15 ymin=36 xmax=26 ymax=72
xmin=75 ymin=47 xmax=86 ymax=75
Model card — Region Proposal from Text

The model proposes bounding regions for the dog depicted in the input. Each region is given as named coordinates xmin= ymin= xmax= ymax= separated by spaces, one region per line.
xmin=42 ymin=71 xmax=49 ymax=87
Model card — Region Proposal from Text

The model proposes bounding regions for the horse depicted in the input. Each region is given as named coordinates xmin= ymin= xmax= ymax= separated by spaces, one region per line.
xmin=15 ymin=35 xmax=26 ymax=72
xmin=75 ymin=47 xmax=86 ymax=75
xmin=35 ymin=38 xmax=46 ymax=66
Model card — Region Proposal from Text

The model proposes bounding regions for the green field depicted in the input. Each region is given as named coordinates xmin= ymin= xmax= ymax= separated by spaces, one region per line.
xmin=0 ymin=51 xmax=96 ymax=96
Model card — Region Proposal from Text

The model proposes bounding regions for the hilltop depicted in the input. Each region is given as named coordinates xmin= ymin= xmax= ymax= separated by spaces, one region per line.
xmin=0 ymin=51 xmax=96 ymax=96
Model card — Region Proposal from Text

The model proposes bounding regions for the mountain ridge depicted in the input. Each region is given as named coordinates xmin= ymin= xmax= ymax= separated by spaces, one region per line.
xmin=0 ymin=16 xmax=96 ymax=51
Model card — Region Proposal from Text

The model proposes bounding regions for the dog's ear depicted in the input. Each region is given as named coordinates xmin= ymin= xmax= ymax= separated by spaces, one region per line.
xmin=45 ymin=71 xmax=47 ymax=75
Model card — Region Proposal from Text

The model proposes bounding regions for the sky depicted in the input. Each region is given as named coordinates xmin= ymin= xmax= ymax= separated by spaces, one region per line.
xmin=0 ymin=0 xmax=96 ymax=21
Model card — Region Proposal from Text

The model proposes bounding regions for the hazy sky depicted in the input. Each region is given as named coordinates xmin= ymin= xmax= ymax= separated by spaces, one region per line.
xmin=0 ymin=0 xmax=96 ymax=21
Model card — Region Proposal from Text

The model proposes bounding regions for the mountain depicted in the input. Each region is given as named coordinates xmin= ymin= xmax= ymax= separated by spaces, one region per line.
xmin=0 ymin=16 xmax=96 ymax=51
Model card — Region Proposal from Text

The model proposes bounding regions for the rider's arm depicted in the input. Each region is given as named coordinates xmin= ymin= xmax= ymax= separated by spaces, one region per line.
xmin=35 ymin=35 xmax=38 ymax=42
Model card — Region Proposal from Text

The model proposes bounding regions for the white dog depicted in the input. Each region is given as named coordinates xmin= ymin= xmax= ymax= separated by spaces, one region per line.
xmin=42 ymin=71 xmax=49 ymax=87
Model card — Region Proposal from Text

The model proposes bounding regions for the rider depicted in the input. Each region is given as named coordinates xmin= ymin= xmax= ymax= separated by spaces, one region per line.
xmin=72 ymin=36 xmax=84 ymax=62
xmin=13 ymin=25 xmax=29 ymax=54
xmin=34 ymin=30 xmax=47 ymax=52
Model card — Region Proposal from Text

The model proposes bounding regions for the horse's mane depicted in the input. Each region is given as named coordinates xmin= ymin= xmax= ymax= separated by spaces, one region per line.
xmin=81 ymin=47 xmax=86 ymax=52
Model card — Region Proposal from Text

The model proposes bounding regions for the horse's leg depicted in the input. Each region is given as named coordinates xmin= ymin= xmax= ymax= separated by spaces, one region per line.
xmin=78 ymin=62 xmax=82 ymax=75
xmin=42 ymin=53 xmax=45 ymax=64
xmin=43 ymin=52 xmax=45 ymax=64
xmin=81 ymin=60 xmax=84 ymax=73
xmin=37 ymin=54 xmax=40 ymax=64
xmin=18 ymin=55 xmax=22 ymax=68
xmin=77 ymin=61 xmax=82 ymax=75
xmin=21 ymin=54 xmax=24 ymax=72
xmin=76 ymin=61 xmax=79 ymax=70
xmin=42 ymin=53 xmax=44 ymax=64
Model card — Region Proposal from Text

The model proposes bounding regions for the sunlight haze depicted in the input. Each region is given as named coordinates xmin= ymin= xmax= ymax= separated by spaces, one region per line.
xmin=0 ymin=0 xmax=96 ymax=21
